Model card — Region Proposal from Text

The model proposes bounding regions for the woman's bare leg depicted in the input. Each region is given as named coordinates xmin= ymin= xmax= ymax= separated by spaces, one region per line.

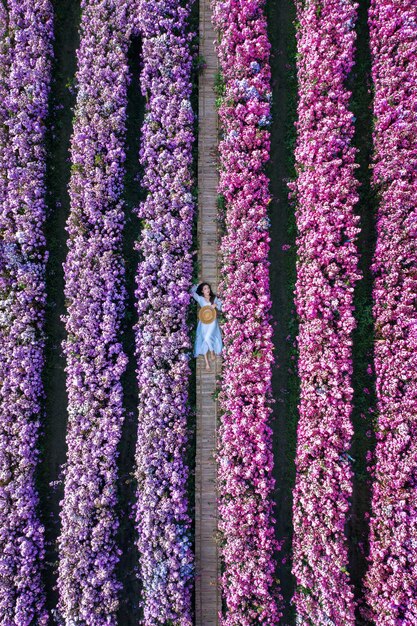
xmin=204 ymin=352 xmax=211 ymax=370
xmin=210 ymin=350 xmax=215 ymax=361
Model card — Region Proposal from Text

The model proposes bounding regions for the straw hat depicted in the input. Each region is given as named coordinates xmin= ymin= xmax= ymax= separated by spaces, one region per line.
xmin=199 ymin=304 xmax=217 ymax=324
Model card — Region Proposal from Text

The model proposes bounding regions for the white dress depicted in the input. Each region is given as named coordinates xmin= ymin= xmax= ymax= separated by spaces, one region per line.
xmin=190 ymin=284 xmax=223 ymax=357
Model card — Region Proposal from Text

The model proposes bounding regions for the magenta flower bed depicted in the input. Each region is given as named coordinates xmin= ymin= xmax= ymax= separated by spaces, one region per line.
xmin=57 ymin=1 xmax=133 ymax=623
xmin=288 ymin=0 xmax=362 ymax=622
xmin=363 ymin=2 xmax=417 ymax=623
xmin=132 ymin=0 xmax=196 ymax=623
xmin=0 ymin=2 xmax=54 ymax=623
xmin=211 ymin=0 xmax=283 ymax=623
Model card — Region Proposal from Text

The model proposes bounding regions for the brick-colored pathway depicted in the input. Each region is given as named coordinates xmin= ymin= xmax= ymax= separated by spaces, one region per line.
xmin=194 ymin=0 xmax=222 ymax=622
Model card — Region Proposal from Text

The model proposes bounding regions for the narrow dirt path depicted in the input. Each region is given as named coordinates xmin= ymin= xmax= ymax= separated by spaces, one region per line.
xmin=266 ymin=0 xmax=298 ymax=622
xmin=194 ymin=0 xmax=222 ymax=622
xmin=40 ymin=0 xmax=81 ymax=615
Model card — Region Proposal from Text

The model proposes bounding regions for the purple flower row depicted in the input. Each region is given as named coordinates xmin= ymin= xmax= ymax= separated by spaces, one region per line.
xmin=57 ymin=1 xmax=133 ymax=623
xmin=288 ymin=0 xmax=362 ymax=623
xmin=211 ymin=0 xmax=283 ymax=623
xmin=364 ymin=2 xmax=417 ymax=623
xmin=132 ymin=0 xmax=196 ymax=623
xmin=0 ymin=1 xmax=54 ymax=623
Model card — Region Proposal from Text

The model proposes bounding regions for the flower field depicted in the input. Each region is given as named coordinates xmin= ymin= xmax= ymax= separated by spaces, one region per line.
xmin=212 ymin=0 xmax=283 ymax=623
xmin=363 ymin=1 xmax=417 ymax=623
xmin=132 ymin=0 xmax=195 ymax=622
xmin=288 ymin=0 xmax=361 ymax=622
xmin=57 ymin=1 xmax=133 ymax=623
xmin=0 ymin=0 xmax=415 ymax=624
xmin=0 ymin=1 xmax=54 ymax=623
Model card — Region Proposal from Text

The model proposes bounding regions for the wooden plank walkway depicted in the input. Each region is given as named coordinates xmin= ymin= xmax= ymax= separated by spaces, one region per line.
xmin=194 ymin=0 xmax=222 ymax=623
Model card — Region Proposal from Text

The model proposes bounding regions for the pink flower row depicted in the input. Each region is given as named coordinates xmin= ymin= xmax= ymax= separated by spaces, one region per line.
xmin=288 ymin=0 xmax=362 ymax=623
xmin=211 ymin=0 xmax=283 ymax=623
xmin=364 ymin=2 xmax=417 ymax=623
xmin=0 ymin=2 xmax=54 ymax=623
xmin=132 ymin=0 xmax=196 ymax=623
xmin=57 ymin=1 xmax=133 ymax=623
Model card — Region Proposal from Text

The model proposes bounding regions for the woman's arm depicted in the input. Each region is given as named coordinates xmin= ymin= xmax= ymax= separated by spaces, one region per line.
xmin=214 ymin=296 xmax=222 ymax=311
xmin=189 ymin=283 xmax=200 ymax=303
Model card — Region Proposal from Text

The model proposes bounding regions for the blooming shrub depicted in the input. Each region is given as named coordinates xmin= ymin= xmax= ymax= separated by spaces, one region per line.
xmin=57 ymin=1 xmax=133 ymax=622
xmin=132 ymin=0 xmax=196 ymax=622
xmin=288 ymin=0 xmax=362 ymax=623
xmin=0 ymin=1 xmax=54 ymax=623
xmin=363 ymin=2 xmax=417 ymax=623
xmin=211 ymin=0 xmax=283 ymax=623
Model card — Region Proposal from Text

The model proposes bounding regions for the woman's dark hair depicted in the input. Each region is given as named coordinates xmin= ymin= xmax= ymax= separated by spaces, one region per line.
xmin=196 ymin=282 xmax=216 ymax=304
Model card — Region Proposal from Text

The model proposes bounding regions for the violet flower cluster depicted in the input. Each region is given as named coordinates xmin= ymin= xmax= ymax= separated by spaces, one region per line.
xmin=0 ymin=1 xmax=54 ymax=623
xmin=211 ymin=0 xmax=283 ymax=623
xmin=363 ymin=2 xmax=417 ymax=623
xmin=132 ymin=0 xmax=196 ymax=623
xmin=57 ymin=1 xmax=133 ymax=623
xmin=288 ymin=0 xmax=362 ymax=623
